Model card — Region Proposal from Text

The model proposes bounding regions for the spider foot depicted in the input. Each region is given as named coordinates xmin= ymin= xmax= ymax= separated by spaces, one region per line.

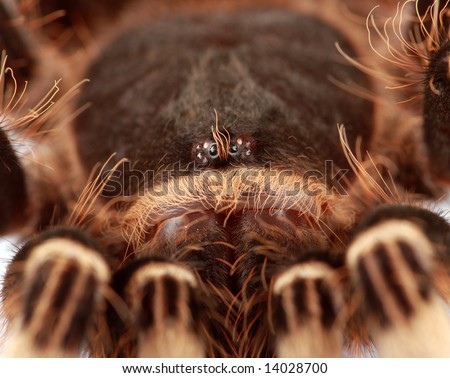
xmin=113 ymin=259 xmax=205 ymax=357
xmin=271 ymin=260 xmax=345 ymax=357
xmin=3 ymin=229 xmax=110 ymax=357
xmin=348 ymin=217 xmax=450 ymax=357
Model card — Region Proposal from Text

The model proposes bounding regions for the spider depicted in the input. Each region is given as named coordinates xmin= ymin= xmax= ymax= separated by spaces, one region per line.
xmin=0 ymin=0 xmax=449 ymax=357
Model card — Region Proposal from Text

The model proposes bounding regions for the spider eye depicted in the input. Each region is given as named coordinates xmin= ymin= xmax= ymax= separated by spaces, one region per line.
xmin=229 ymin=142 xmax=239 ymax=155
xmin=208 ymin=143 xmax=219 ymax=158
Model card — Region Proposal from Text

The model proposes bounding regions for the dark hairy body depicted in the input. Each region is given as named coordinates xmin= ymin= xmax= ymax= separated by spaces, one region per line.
xmin=0 ymin=0 xmax=448 ymax=357
xmin=76 ymin=10 xmax=372 ymax=174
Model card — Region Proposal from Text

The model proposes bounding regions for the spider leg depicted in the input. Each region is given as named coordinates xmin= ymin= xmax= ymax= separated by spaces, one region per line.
xmin=0 ymin=128 xmax=28 ymax=234
xmin=270 ymin=259 xmax=345 ymax=357
xmin=1 ymin=228 xmax=110 ymax=357
xmin=110 ymin=258 xmax=205 ymax=358
xmin=347 ymin=206 xmax=450 ymax=357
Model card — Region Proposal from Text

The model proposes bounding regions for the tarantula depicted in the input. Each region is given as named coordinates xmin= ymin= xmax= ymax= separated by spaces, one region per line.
xmin=0 ymin=0 xmax=449 ymax=357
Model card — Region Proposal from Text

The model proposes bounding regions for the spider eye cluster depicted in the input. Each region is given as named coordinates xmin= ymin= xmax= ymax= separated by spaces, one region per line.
xmin=233 ymin=135 xmax=254 ymax=160
xmin=192 ymin=134 xmax=255 ymax=167
xmin=193 ymin=141 xmax=218 ymax=166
